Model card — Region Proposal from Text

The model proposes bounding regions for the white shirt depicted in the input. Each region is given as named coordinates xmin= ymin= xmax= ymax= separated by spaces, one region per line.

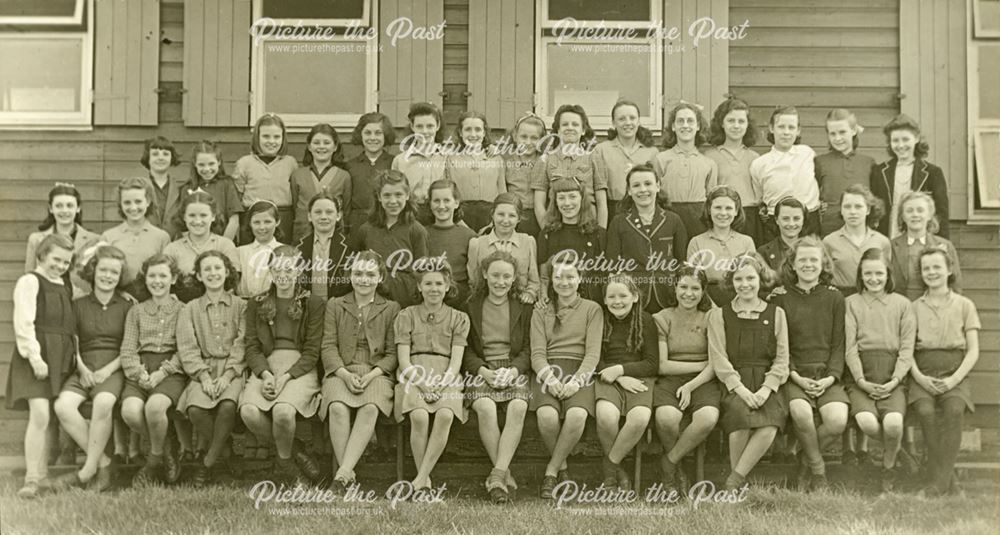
xmin=750 ymin=145 xmax=820 ymax=214
xmin=889 ymin=162 xmax=914 ymax=240
xmin=236 ymin=238 xmax=280 ymax=298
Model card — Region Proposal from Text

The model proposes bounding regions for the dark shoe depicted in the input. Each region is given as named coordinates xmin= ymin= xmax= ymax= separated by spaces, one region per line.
xmin=192 ymin=463 xmax=211 ymax=488
xmin=794 ymin=453 xmax=810 ymax=490
xmin=615 ymin=465 xmax=631 ymax=492
xmin=896 ymin=448 xmax=920 ymax=476
xmin=327 ymin=478 xmax=347 ymax=495
xmin=164 ymin=447 xmax=181 ymax=484
xmin=133 ymin=461 xmax=161 ymax=487
xmin=723 ymin=472 xmax=746 ymax=491
xmin=841 ymin=450 xmax=857 ymax=466
xmin=879 ymin=467 xmax=895 ymax=493
xmin=540 ymin=475 xmax=558 ymax=499
xmin=557 ymin=469 xmax=570 ymax=483
xmin=489 ymin=486 xmax=510 ymax=503
xmin=49 ymin=471 xmax=87 ymax=492
xmin=809 ymin=472 xmax=829 ymax=492
xmin=128 ymin=453 xmax=146 ymax=467
xmin=293 ymin=443 xmax=322 ymax=484
xmin=675 ymin=462 xmax=691 ymax=494
xmin=601 ymin=475 xmax=618 ymax=489
xmin=855 ymin=450 xmax=871 ymax=467
xmin=91 ymin=463 xmax=114 ymax=492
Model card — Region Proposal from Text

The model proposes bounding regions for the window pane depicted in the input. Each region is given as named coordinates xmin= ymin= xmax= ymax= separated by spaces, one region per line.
xmin=261 ymin=0 xmax=364 ymax=20
xmin=0 ymin=38 xmax=81 ymax=112
xmin=546 ymin=42 xmax=650 ymax=117
xmin=262 ymin=41 xmax=367 ymax=114
xmin=0 ymin=0 xmax=78 ymax=17
xmin=979 ymin=46 xmax=1000 ymax=119
xmin=548 ymin=0 xmax=650 ymax=22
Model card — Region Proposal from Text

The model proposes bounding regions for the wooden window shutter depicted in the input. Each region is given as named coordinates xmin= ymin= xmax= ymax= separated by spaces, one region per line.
xmin=467 ymin=0 xmax=533 ymax=129
xmin=183 ymin=0 xmax=251 ymax=127
xmin=93 ymin=0 xmax=160 ymax=125
xmin=378 ymin=0 xmax=445 ymax=125
xmin=662 ymin=0 xmax=730 ymax=119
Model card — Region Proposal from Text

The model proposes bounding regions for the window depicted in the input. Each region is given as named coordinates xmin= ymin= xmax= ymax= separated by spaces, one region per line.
xmin=535 ymin=0 xmax=661 ymax=130
xmin=0 ymin=0 xmax=92 ymax=129
xmin=968 ymin=7 xmax=1000 ymax=220
xmin=250 ymin=0 xmax=377 ymax=129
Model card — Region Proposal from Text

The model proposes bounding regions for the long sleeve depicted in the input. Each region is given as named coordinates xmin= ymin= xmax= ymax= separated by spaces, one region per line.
xmin=466 ymin=237 xmax=482 ymax=285
xmin=524 ymin=235 xmax=541 ymax=301
xmin=893 ymin=301 xmax=917 ymax=381
xmin=410 ymin=222 xmax=429 ymax=259
xmin=320 ymin=300 xmax=346 ymax=376
xmin=764 ymin=307 xmax=790 ymax=391
xmin=929 ymin=165 xmax=950 ymax=239
xmin=576 ymin=303 xmax=604 ymax=380
xmin=287 ymin=296 xmax=324 ymax=378
xmin=605 ymin=216 xmax=622 ymax=261
xmin=947 ymin=240 xmax=962 ymax=293
xmin=12 ymin=274 xmax=41 ymax=361
xmin=462 ymin=315 xmax=488 ymax=376
xmin=24 ymin=235 xmax=40 ymax=273
xmin=119 ymin=306 xmax=143 ymax=380
xmin=706 ymin=158 xmax=719 ymax=192
xmin=672 ymin=214 xmax=689 ymax=261
xmin=373 ymin=302 xmax=400 ymax=374
xmin=510 ymin=306 xmax=533 ymax=374
xmin=176 ymin=304 xmax=209 ymax=378
xmin=223 ymin=301 xmax=247 ymax=376
xmin=827 ymin=292 xmax=846 ymax=381
xmin=620 ymin=312 xmax=660 ymax=377
xmin=243 ymin=300 xmax=270 ymax=377
xmin=707 ymin=307 xmax=741 ymax=391
xmin=530 ymin=309 xmax=550 ymax=375
xmin=844 ymin=304 xmax=864 ymax=382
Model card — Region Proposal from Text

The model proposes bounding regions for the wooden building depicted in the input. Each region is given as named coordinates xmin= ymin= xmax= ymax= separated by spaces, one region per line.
xmin=0 ymin=0 xmax=997 ymax=424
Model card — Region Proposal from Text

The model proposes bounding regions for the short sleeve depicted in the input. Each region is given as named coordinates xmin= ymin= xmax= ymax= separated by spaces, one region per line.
xmin=394 ymin=308 xmax=414 ymax=345
xmin=962 ymin=298 xmax=982 ymax=332
xmin=451 ymin=310 xmax=470 ymax=347
xmin=653 ymin=311 xmax=670 ymax=342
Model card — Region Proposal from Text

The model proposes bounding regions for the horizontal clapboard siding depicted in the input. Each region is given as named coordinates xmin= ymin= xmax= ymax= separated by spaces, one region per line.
xmin=728 ymin=0 xmax=900 ymax=162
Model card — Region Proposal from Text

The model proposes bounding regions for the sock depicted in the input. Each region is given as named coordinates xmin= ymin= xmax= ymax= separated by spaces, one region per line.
xmin=809 ymin=459 xmax=826 ymax=475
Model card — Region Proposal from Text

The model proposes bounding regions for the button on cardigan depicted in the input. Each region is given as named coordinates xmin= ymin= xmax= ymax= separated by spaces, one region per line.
xmin=321 ymin=293 xmax=401 ymax=377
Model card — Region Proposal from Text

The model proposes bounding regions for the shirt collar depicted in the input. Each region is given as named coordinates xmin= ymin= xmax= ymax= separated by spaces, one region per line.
xmin=731 ymin=298 xmax=766 ymax=314
xmin=906 ymin=234 xmax=927 ymax=246
xmin=87 ymin=291 xmax=124 ymax=308
xmin=201 ymin=291 xmax=234 ymax=310
xmin=250 ymin=238 xmax=280 ymax=250
xmin=788 ymin=283 xmax=822 ymax=295
xmin=486 ymin=231 xmax=521 ymax=247
xmin=915 ymin=290 xmax=955 ymax=308
xmin=671 ymin=145 xmax=700 ymax=156
xmin=417 ymin=303 xmax=449 ymax=324
xmin=862 ymin=291 xmax=891 ymax=306
xmin=554 ymin=294 xmax=582 ymax=311
xmin=141 ymin=296 xmax=182 ymax=315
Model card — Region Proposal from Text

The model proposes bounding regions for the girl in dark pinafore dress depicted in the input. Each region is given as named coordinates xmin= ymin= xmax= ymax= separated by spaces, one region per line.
xmin=708 ymin=254 xmax=789 ymax=491
xmin=7 ymin=234 xmax=77 ymax=499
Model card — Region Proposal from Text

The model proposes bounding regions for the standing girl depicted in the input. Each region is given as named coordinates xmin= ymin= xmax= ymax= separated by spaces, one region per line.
xmin=446 ymin=111 xmax=507 ymax=234
xmin=687 ymin=186 xmax=756 ymax=306
xmin=175 ymin=251 xmax=246 ymax=486
xmin=236 ymin=201 xmax=282 ymax=298
xmin=141 ymin=136 xmax=185 ymax=239
xmin=531 ymin=258 xmax=603 ymax=499
xmin=347 ymin=113 xmax=396 ymax=232
xmin=750 ymin=106 xmax=821 ymax=241
xmin=652 ymin=102 xmax=719 ymax=237
xmin=239 ymin=245 xmax=324 ymax=485
xmin=101 ymin=177 xmax=171 ymax=290
xmin=464 ymin=251 xmax=532 ymax=503
xmin=7 ymin=235 xmax=76 ymax=498
xmin=119 ymin=255 xmax=188 ymax=485
xmin=395 ymin=261 xmax=470 ymax=490
xmin=708 ymin=254 xmax=789 ymax=490
xmin=845 ymin=247 xmax=915 ymax=492
xmin=910 ymin=248 xmax=979 ymax=496
xmin=756 ymin=197 xmax=805 ymax=272
xmin=503 ymin=113 xmax=547 ymax=237
xmin=871 ymin=114 xmax=950 ymax=239
xmin=186 ymin=141 xmax=243 ymax=241
xmin=26 ymin=183 xmax=100 ymax=297
xmin=815 ymin=109 xmax=876 ymax=237
xmin=164 ymin=191 xmax=241 ymax=302
xmin=234 ymin=113 xmax=298 ymax=244
xmin=348 ymin=170 xmax=429 ymax=308
xmin=467 ymin=193 xmax=541 ymax=304
xmin=321 ymin=250 xmax=400 ymax=492
xmin=890 ymin=192 xmax=961 ymax=300
xmin=822 ymin=184 xmax=892 ymax=295
xmin=51 ymin=246 xmax=131 ymax=492
xmin=537 ymin=178 xmax=606 ymax=302
xmin=605 ymin=164 xmax=688 ymax=313
xmin=592 ymin=100 xmax=659 ymax=222
xmin=291 ymin=123 xmax=351 ymax=244
xmin=595 ymin=273 xmax=658 ymax=491
xmin=652 ymin=267 xmax=720 ymax=493
xmin=704 ymin=98 xmax=762 ymax=244
xmin=425 ymin=179 xmax=477 ymax=308
xmin=392 ymin=102 xmax=447 ymax=225
xmin=294 ymin=192 xmax=352 ymax=301
xmin=773 ymin=237 xmax=848 ymax=491
xmin=531 ymin=104 xmax=608 ymax=229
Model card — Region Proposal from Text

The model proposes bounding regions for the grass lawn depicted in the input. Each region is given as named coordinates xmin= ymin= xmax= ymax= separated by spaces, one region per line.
xmin=1 ymin=469 xmax=998 ymax=535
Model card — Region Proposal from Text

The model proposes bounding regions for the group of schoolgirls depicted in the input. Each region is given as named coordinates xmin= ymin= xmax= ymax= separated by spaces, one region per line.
xmin=9 ymin=99 xmax=977 ymax=505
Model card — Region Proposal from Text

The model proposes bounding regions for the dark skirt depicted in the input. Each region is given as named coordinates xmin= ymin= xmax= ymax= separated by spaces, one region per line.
xmin=465 ymin=357 xmax=530 ymax=406
xmin=529 ymin=358 xmax=596 ymax=418
xmin=120 ymin=351 xmax=188 ymax=404
xmin=848 ymin=350 xmax=907 ymax=418
xmin=595 ymin=378 xmax=654 ymax=414
xmin=653 ymin=373 xmax=721 ymax=412
xmin=908 ymin=348 xmax=973 ymax=412
xmin=720 ymin=364 xmax=788 ymax=433
xmin=5 ymin=332 xmax=75 ymax=410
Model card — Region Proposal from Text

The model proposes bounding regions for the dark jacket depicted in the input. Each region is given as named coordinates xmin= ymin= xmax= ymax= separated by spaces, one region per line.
xmin=321 ymin=293 xmax=400 ymax=378
xmin=605 ymin=206 xmax=688 ymax=311
xmin=463 ymin=294 xmax=532 ymax=375
xmin=295 ymin=228 xmax=353 ymax=298
xmin=890 ymin=233 xmax=962 ymax=300
xmin=870 ymin=158 xmax=950 ymax=239
xmin=244 ymin=291 xmax=325 ymax=378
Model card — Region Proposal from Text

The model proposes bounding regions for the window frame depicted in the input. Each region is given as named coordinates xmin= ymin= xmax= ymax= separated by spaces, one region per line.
xmin=249 ymin=0 xmax=378 ymax=130
xmin=534 ymin=0 xmax=662 ymax=132
xmin=0 ymin=0 xmax=93 ymax=130
xmin=0 ymin=0 xmax=85 ymax=26
xmin=967 ymin=33 xmax=1000 ymax=221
